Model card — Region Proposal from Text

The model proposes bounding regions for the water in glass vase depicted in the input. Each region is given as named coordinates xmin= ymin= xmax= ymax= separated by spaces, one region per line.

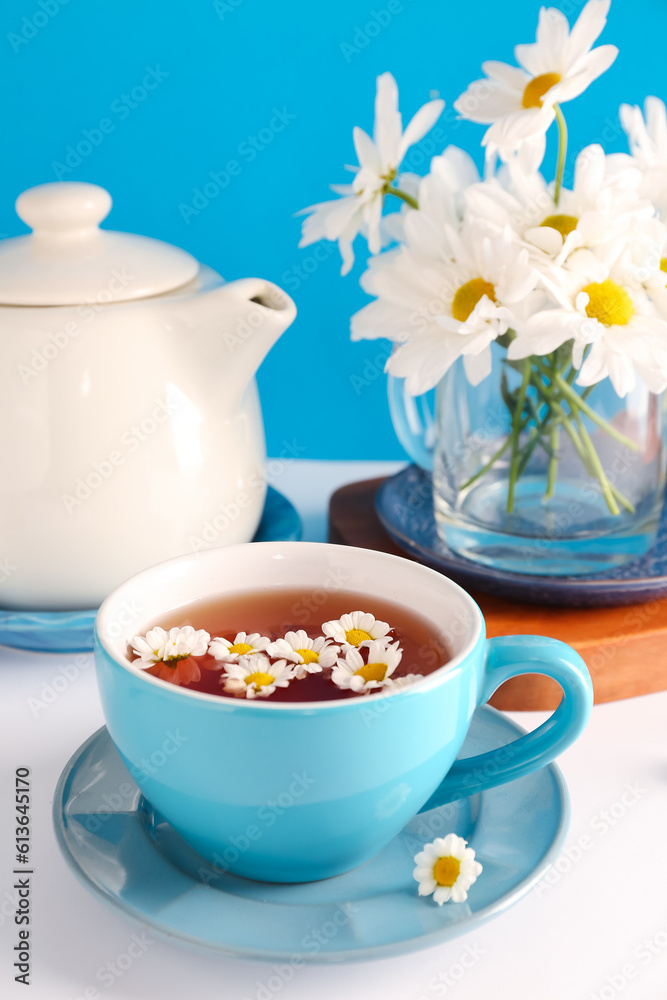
xmin=431 ymin=348 xmax=667 ymax=576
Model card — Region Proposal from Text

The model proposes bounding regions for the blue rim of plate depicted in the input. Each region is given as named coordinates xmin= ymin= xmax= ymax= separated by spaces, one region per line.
xmin=0 ymin=485 xmax=301 ymax=654
xmin=53 ymin=706 xmax=569 ymax=964
xmin=376 ymin=465 xmax=667 ymax=608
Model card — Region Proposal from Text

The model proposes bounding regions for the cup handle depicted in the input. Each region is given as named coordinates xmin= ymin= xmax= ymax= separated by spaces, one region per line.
xmin=387 ymin=374 xmax=435 ymax=472
xmin=417 ymin=635 xmax=593 ymax=811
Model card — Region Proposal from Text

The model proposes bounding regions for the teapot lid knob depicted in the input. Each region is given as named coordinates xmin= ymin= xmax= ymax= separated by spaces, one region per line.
xmin=16 ymin=182 xmax=112 ymax=237
xmin=0 ymin=181 xmax=199 ymax=305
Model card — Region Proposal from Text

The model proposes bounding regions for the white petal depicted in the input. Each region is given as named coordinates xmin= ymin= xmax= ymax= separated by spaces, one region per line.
xmin=299 ymin=194 xmax=362 ymax=247
xmin=449 ymin=883 xmax=469 ymax=903
xmin=339 ymin=237 xmax=355 ymax=276
xmin=554 ymin=46 xmax=618 ymax=104
xmin=398 ymin=99 xmax=445 ymax=162
xmin=481 ymin=60 xmax=530 ymax=91
xmin=645 ymin=96 xmax=667 ymax=153
xmin=535 ymin=6 xmax=570 ymax=71
xmin=526 ymin=226 xmax=563 ymax=255
xmin=463 ymin=348 xmax=492 ymax=385
xmin=353 ymin=126 xmax=382 ymax=174
xmin=373 ymin=72 xmax=402 ymax=166
xmin=433 ymin=835 xmax=453 ymax=854
xmin=351 ymin=297 xmax=410 ymax=343
xmin=388 ymin=334 xmax=463 ymax=395
xmin=571 ymin=145 xmax=604 ymax=208
xmin=365 ymin=194 xmax=384 ymax=255
xmin=455 ymin=81 xmax=522 ymax=125
xmin=483 ymin=106 xmax=554 ymax=151
xmin=566 ymin=0 xmax=611 ymax=68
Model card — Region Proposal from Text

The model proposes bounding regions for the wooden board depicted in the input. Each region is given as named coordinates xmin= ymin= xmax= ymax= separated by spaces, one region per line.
xmin=329 ymin=477 xmax=667 ymax=710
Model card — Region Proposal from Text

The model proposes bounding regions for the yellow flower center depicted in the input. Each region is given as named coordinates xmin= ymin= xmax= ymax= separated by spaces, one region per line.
xmin=581 ymin=279 xmax=634 ymax=327
xmin=522 ymin=72 xmax=561 ymax=109
xmin=245 ymin=671 xmax=274 ymax=689
xmin=229 ymin=642 xmax=254 ymax=656
xmin=451 ymin=278 xmax=496 ymax=323
xmin=433 ymin=855 xmax=461 ymax=887
xmin=345 ymin=628 xmax=373 ymax=646
xmin=540 ymin=213 xmax=579 ymax=238
xmin=297 ymin=648 xmax=319 ymax=664
xmin=354 ymin=662 xmax=388 ymax=683
xmin=660 ymin=257 xmax=667 ymax=274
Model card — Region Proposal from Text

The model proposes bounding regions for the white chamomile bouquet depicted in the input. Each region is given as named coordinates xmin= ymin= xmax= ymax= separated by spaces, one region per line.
xmin=298 ymin=0 xmax=667 ymax=516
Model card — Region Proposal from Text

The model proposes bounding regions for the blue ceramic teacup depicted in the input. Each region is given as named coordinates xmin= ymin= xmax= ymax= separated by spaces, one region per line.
xmin=94 ymin=541 xmax=592 ymax=883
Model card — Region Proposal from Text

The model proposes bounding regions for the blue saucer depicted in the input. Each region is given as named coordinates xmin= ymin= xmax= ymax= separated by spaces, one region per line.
xmin=53 ymin=706 xmax=568 ymax=963
xmin=0 ymin=486 xmax=301 ymax=654
xmin=377 ymin=465 xmax=667 ymax=608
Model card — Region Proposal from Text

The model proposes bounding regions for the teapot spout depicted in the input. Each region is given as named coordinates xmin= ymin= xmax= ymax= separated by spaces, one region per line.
xmin=172 ymin=274 xmax=296 ymax=401
xmin=213 ymin=277 xmax=297 ymax=391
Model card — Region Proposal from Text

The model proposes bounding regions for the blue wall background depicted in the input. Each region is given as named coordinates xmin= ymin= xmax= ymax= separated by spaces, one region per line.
xmin=1 ymin=0 xmax=664 ymax=459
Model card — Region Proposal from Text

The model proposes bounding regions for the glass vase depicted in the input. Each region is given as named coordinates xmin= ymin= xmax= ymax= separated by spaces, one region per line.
xmin=388 ymin=345 xmax=667 ymax=576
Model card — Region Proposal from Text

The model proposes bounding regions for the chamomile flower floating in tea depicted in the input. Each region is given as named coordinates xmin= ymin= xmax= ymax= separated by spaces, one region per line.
xmin=453 ymin=0 xmax=617 ymax=158
xmin=220 ymin=654 xmax=294 ymax=699
xmin=321 ymin=611 xmax=391 ymax=649
xmin=413 ymin=834 xmax=483 ymax=905
xmin=266 ymin=630 xmax=339 ymax=677
xmin=208 ymin=631 xmax=271 ymax=663
xmin=145 ymin=657 xmax=202 ymax=687
xmin=331 ymin=639 xmax=403 ymax=693
xmin=129 ymin=592 xmax=449 ymax=698
xmin=131 ymin=626 xmax=211 ymax=686
xmin=132 ymin=625 xmax=211 ymax=663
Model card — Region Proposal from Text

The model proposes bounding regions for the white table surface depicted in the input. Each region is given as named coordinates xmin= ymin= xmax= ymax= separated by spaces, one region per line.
xmin=1 ymin=459 xmax=666 ymax=1000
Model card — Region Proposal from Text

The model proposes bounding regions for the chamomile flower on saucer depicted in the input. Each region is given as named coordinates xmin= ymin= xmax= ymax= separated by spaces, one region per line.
xmin=321 ymin=611 xmax=391 ymax=649
xmin=331 ymin=640 xmax=403 ymax=693
xmin=266 ymin=630 xmax=339 ymax=677
xmin=208 ymin=631 xmax=271 ymax=664
xmin=298 ymin=72 xmax=444 ymax=274
xmin=220 ymin=654 xmax=294 ymax=699
xmin=454 ymin=0 xmax=617 ymax=156
xmin=413 ymin=834 xmax=483 ymax=905
xmin=132 ymin=625 xmax=210 ymax=663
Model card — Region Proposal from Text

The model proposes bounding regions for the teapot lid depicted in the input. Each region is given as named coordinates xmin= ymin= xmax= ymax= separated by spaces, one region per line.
xmin=0 ymin=182 xmax=199 ymax=306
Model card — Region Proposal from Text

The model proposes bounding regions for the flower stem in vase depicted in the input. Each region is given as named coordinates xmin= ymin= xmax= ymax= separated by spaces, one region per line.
xmin=543 ymin=354 xmax=561 ymax=501
xmin=545 ymin=422 xmax=560 ymax=501
xmin=573 ymin=412 xmax=620 ymax=516
xmin=507 ymin=359 xmax=532 ymax=512
xmin=553 ymin=373 xmax=640 ymax=450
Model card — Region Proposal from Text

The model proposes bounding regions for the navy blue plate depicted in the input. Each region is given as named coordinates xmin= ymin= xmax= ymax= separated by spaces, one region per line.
xmin=0 ymin=485 xmax=301 ymax=654
xmin=377 ymin=465 xmax=667 ymax=608
xmin=53 ymin=707 xmax=568 ymax=963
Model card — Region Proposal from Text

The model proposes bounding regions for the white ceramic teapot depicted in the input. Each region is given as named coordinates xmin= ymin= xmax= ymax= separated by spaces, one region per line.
xmin=0 ymin=181 xmax=296 ymax=610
